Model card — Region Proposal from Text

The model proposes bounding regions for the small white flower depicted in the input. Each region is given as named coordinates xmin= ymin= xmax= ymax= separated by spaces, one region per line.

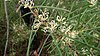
xmin=62 ymin=22 xmax=67 ymax=25
xmin=87 ymin=0 xmax=97 ymax=7
xmin=56 ymin=16 xmax=61 ymax=22
xmin=43 ymin=26 xmax=50 ymax=33
xmin=38 ymin=12 xmax=48 ymax=22
xmin=24 ymin=2 xmax=29 ymax=8
xmin=62 ymin=17 xmax=66 ymax=21
xmin=29 ymin=2 xmax=34 ymax=9
xmin=38 ymin=14 xmax=43 ymax=18
xmin=34 ymin=20 xmax=41 ymax=29
xmin=49 ymin=20 xmax=58 ymax=32
xmin=49 ymin=20 xmax=55 ymax=25
xmin=59 ymin=26 xmax=66 ymax=32
xmin=65 ymin=25 xmax=72 ymax=34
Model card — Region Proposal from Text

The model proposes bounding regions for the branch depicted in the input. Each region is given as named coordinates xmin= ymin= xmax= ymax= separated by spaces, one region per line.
xmin=3 ymin=0 xmax=9 ymax=56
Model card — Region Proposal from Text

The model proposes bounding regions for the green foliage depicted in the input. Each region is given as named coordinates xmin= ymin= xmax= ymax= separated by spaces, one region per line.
xmin=0 ymin=0 xmax=100 ymax=56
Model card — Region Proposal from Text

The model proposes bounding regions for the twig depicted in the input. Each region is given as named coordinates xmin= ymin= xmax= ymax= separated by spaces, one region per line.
xmin=3 ymin=0 xmax=9 ymax=56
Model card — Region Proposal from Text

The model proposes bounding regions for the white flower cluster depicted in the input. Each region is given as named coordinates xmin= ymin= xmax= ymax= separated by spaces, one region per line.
xmin=56 ymin=16 xmax=68 ymax=33
xmin=32 ymin=11 xmax=49 ymax=31
xmin=18 ymin=0 xmax=34 ymax=9
xmin=53 ymin=15 xmax=78 ymax=44
xmin=33 ymin=13 xmax=78 ymax=37
xmin=33 ymin=11 xmax=57 ymax=33
xmin=33 ymin=13 xmax=72 ymax=34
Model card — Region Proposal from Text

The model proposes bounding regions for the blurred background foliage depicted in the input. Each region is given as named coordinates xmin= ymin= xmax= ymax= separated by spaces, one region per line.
xmin=0 ymin=0 xmax=100 ymax=56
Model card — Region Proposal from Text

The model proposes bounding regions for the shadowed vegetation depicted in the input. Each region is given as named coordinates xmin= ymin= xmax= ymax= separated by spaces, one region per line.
xmin=0 ymin=0 xmax=100 ymax=56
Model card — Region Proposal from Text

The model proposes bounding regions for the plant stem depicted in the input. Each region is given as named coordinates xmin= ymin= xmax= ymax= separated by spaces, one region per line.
xmin=3 ymin=0 xmax=9 ymax=56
